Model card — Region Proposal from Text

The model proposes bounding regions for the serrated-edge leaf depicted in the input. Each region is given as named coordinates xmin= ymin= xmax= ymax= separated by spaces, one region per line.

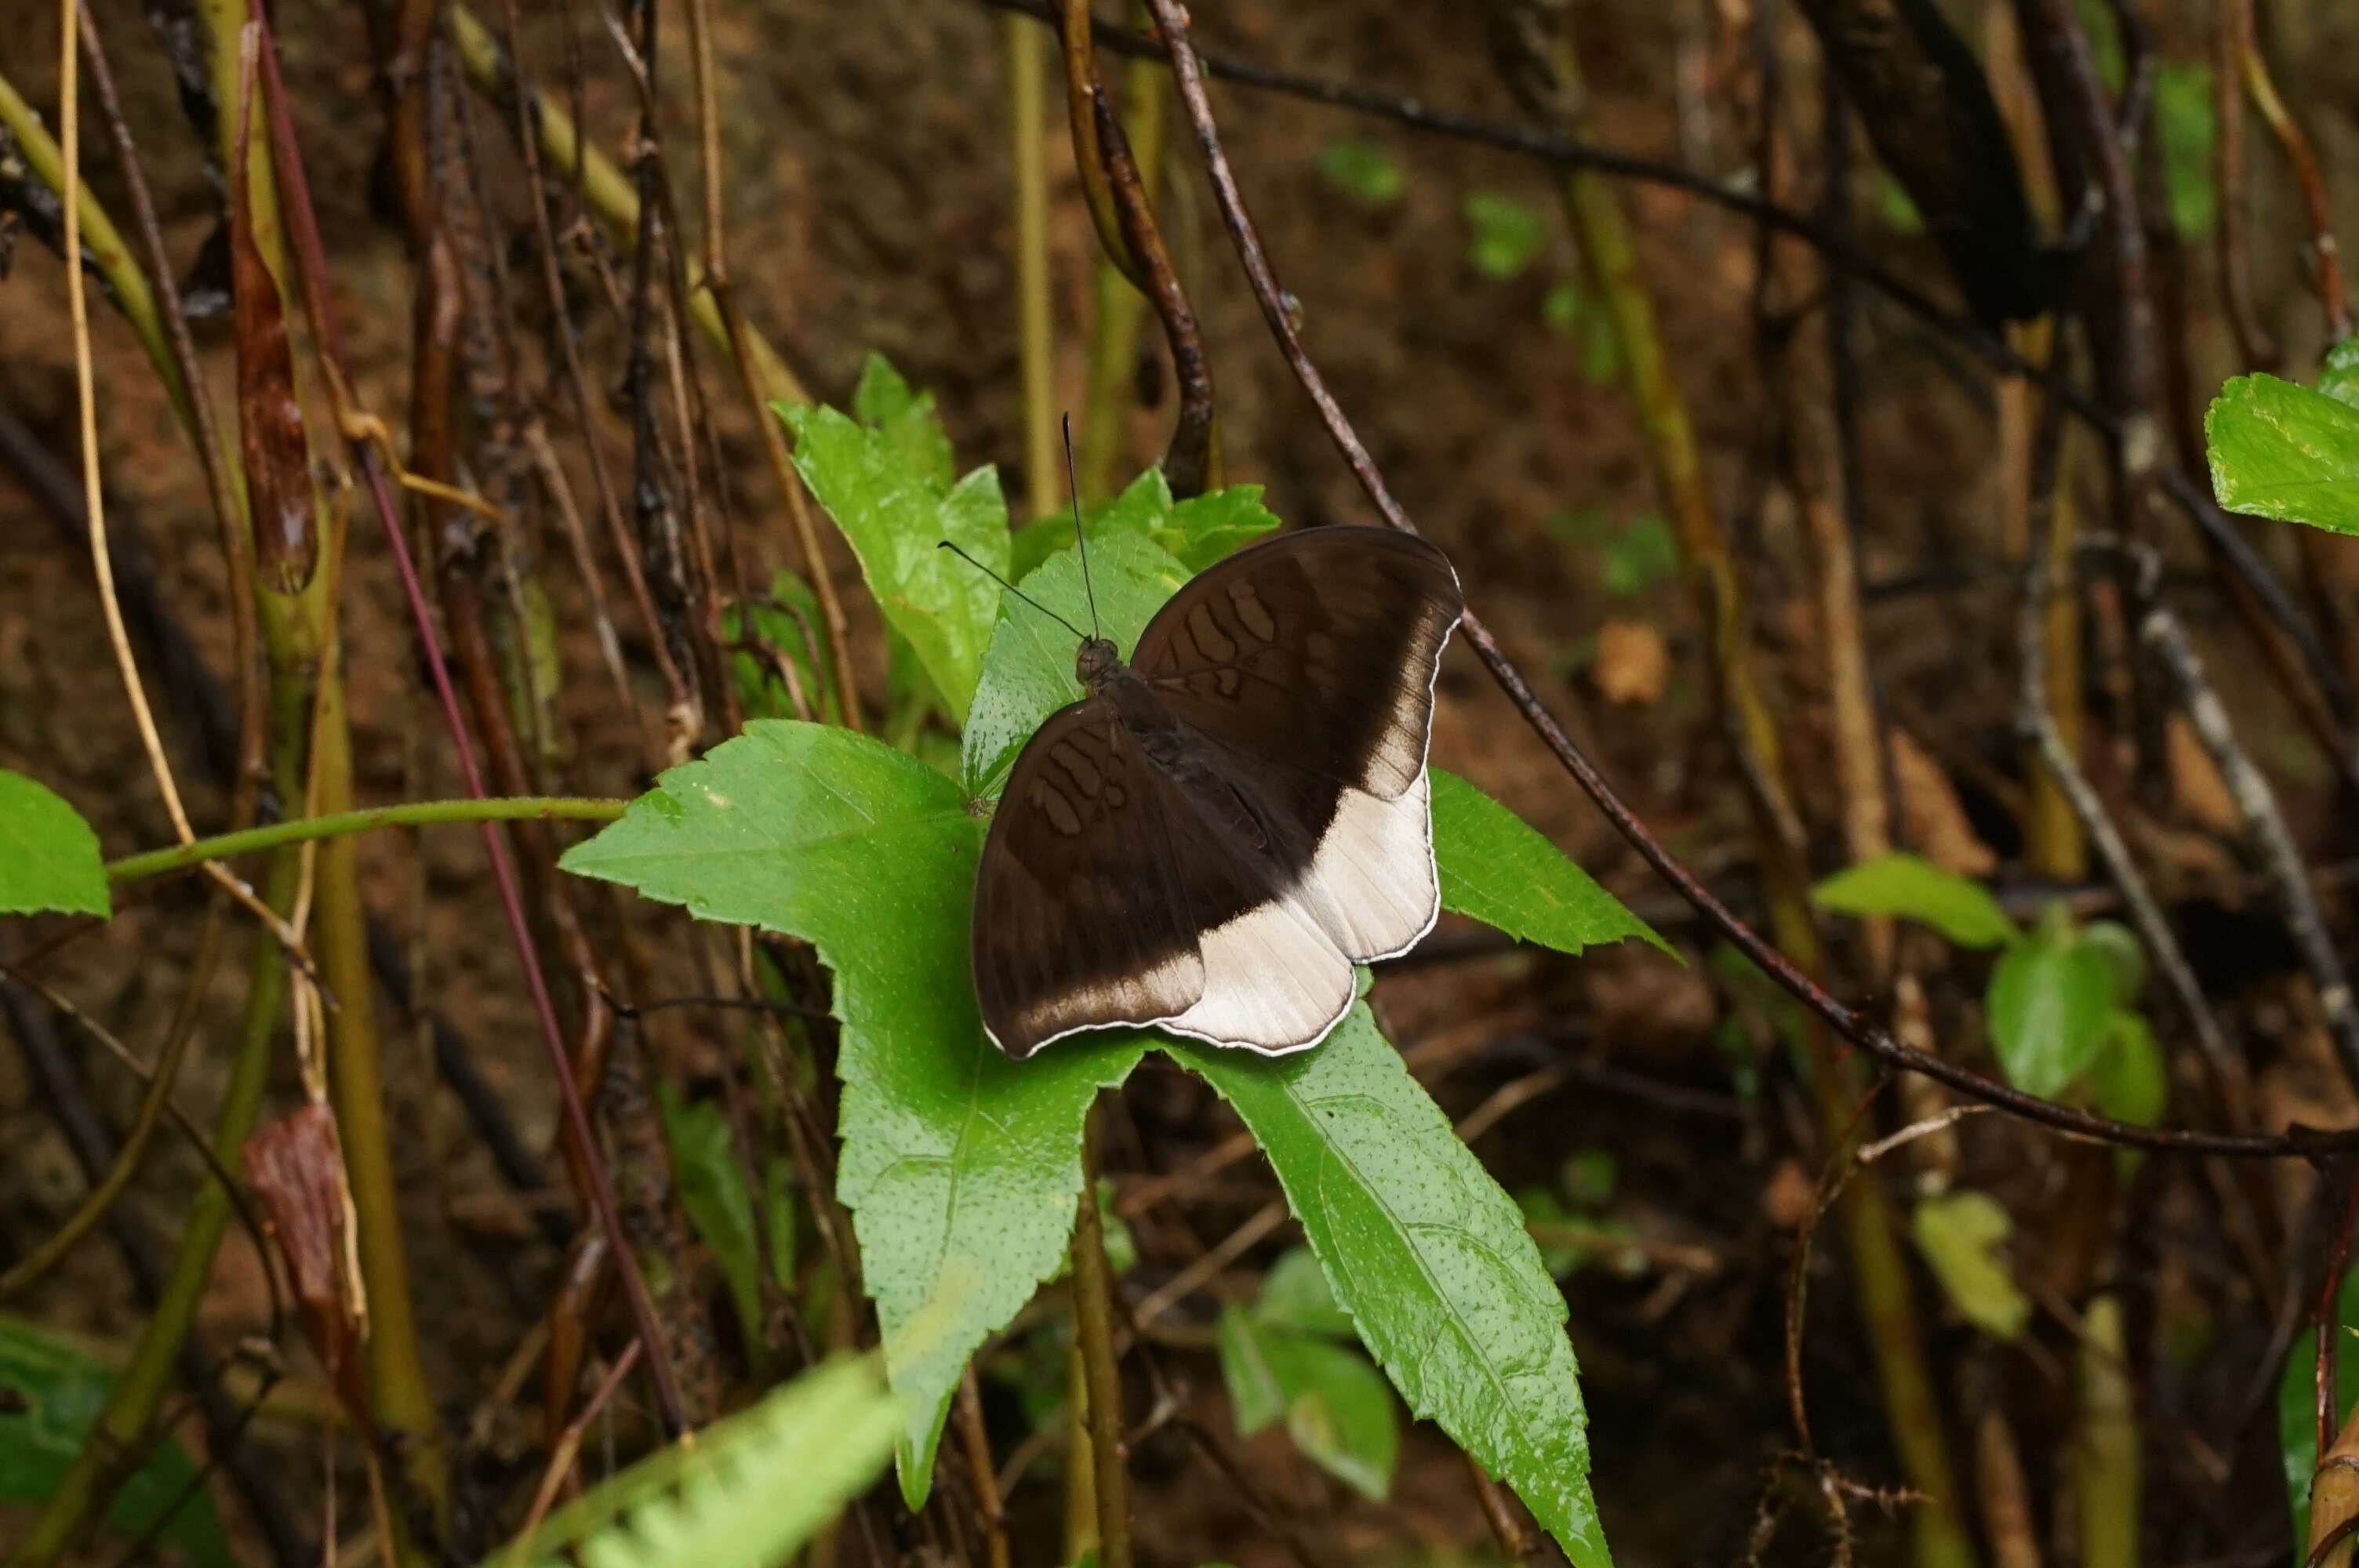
xmin=559 ymin=721 xmax=1147 ymax=1506
xmin=1175 ymin=1009 xmax=1612 ymax=1566
xmin=502 ymin=1355 xmax=898 ymax=1568
xmin=1811 ymin=851 xmax=2015 ymax=949
xmin=780 ymin=402 xmax=1007 ymax=721
xmin=0 ymin=770 xmax=111 ymax=918
xmin=1431 ymin=768 xmax=1665 ymax=957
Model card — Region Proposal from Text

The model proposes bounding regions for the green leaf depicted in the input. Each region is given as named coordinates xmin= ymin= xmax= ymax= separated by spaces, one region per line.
xmin=1812 ymin=851 xmax=2016 ymax=949
xmin=1216 ymin=1305 xmax=1400 ymax=1502
xmin=2078 ymin=920 xmax=2146 ymax=1007
xmin=2205 ymin=372 xmax=2359 ymax=536
xmin=959 ymin=528 xmax=1195 ymax=798
xmin=779 ymin=401 xmax=1008 ymax=723
xmin=1543 ymin=280 xmax=1584 ymax=336
xmin=1256 ymin=1246 xmax=1358 ymax=1340
xmin=0 ymin=1315 xmax=232 ymax=1566
xmin=2091 ymin=1011 xmax=2168 ymax=1127
xmin=2318 ymin=336 xmax=2359 ymax=411
xmin=1163 ymin=488 xmax=1285 ymax=572
xmin=1909 ymin=1190 xmax=2030 ymax=1341
xmin=1463 ymin=191 xmax=1548 ymax=281
xmin=494 ymin=1353 xmax=899 ymax=1568
xmin=659 ymin=1084 xmax=767 ymax=1369
xmin=559 ymin=723 xmax=1148 ymax=1503
xmin=1011 ymin=470 xmax=1280 ymax=579
xmin=1280 ymin=1334 xmax=1401 ymax=1501
xmin=1175 ymin=1008 xmax=1612 ymax=1566
xmin=1216 ymin=1302 xmax=1289 ymax=1435
xmin=1986 ymin=927 xmax=2117 ymax=1097
xmin=2154 ymin=60 xmax=2217 ymax=238
xmin=1431 ymin=768 xmax=1667 ymax=958
xmin=2284 ymin=1263 xmax=2359 ymax=1544
xmin=852 ymin=352 xmax=955 ymax=488
xmin=0 ymin=771 xmax=110 ymax=918
xmin=729 ymin=571 xmax=839 ymax=724
xmin=1599 ymin=516 xmax=1676 ymax=597
xmin=1875 ymin=172 xmax=1925 ymax=235
xmin=1319 ymin=135 xmax=1405 ymax=208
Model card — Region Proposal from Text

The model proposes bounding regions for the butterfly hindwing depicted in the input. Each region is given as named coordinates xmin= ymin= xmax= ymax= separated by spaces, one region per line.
xmin=1137 ymin=528 xmax=1461 ymax=963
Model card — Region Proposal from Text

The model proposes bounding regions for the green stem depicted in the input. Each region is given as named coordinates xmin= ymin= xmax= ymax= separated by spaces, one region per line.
xmin=108 ymin=797 xmax=627 ymax=884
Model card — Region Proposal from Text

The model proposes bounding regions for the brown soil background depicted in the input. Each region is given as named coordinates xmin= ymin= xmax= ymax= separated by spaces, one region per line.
xmin=6 ymin=0 xmax=2359 ymax=1563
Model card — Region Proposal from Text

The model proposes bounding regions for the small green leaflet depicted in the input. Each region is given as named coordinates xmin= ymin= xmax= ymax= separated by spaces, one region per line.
xmin=1986 ymin=928 xmax=2116 ymax=1098
xmin=0 ymin=770 xmax=110 ymax=918
xmin=1216 ymin=1305 xmax=1399 ymax=1501
xmin=777 ymin=398 xmax=1007 ymax=724
xmin=2206 ymin=370 xmax=2359 ymax=536
xmin=0 ymin=1314 xmax=233 ymax=1566
xmin=1811 ymin=851 xmax=2016 ymax=949
xmin=1177 ymin=1009 xmax=1611 ymax=1566
xmin=1463 ymin=190 xmax=1547 ymax=281
xmin=1909 ymin=1190 xmax=2030 ymax=1342
xmin=1256 ymin=1245 xmax=1358 ymax=1339
xmin=1318 ymin=135 xmax=1405 ymax=208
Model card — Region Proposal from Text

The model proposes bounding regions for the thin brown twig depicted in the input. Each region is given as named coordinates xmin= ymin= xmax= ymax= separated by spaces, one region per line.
xmin=2235 ymin=20 xmax=2351 ymax=340
xmin=1056 ymin=5 xmax=1216 ymax=495
xmin=2212 ymin=0 xmax=2278 ymax=369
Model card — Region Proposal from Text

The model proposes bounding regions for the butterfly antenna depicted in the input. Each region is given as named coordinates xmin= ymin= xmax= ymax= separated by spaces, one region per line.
xmin=1062 ymin=413 xmax=1100 ymax=641
xmin=937 ymin=541 xmax=1088 ymax=641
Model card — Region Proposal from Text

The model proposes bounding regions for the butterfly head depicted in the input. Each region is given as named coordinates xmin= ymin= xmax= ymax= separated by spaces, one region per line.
xmin=1075 ymin=636 xmax=1121 ymax=691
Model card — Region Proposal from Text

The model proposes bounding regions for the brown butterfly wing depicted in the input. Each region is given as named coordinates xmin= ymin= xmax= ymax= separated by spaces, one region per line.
xmin=972 ymin=699 xmax=1286 ymax=1058
xmin=1134 ymin=526 xmax=1463 ymax=815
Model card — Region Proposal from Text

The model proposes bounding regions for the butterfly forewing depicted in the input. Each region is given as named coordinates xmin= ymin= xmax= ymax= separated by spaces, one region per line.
xmin=972 ymin=527 xmax=1463 ymax=1059
xmin=1136 ymin=528 xmax=1461 ymax=809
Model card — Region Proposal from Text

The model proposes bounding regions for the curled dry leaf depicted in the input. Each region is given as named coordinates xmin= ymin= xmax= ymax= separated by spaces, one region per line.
xmin=243 ymin=1103 xmax=370 ymax=1434
xmin=230 ymin=38 xmax=315 ymax=596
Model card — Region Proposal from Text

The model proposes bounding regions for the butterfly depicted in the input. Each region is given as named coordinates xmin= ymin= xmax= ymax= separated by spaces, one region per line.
xmin=969 ymin=525 xmax=1463 ymax=1059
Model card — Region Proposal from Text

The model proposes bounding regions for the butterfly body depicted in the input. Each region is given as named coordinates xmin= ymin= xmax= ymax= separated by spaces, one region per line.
xmin=973 ymin=527 xmax=1463 ymax=1060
